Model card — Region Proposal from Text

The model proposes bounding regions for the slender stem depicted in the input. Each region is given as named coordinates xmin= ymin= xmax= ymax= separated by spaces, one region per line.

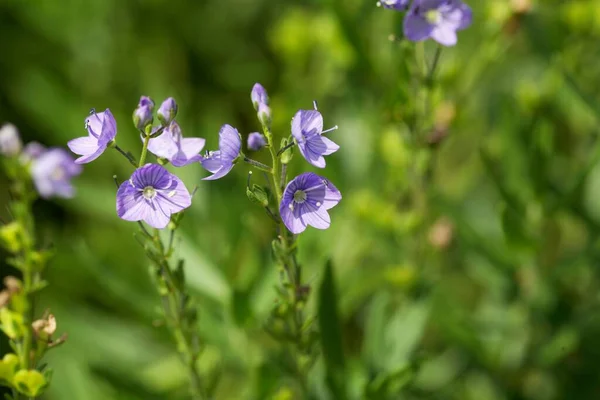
xmin=243 ymin=156 xmax=272 ymax=173
xmin=427 ymin=45 xmax=443 ymax=83
xmin=277 ymin=141 xmax=295 ymax=156
xmin=114 ymin=145 xmax=138 ymax=167
xmin=139 ymin=134 xmax=151 ymax=167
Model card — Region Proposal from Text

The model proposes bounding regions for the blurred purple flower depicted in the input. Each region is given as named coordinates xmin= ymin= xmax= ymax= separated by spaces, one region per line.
xmin=200 ymin=124 xmax=241 ymax=180
xmin=157 ymin=97 xmax=178 ymax=126
xmin=133 ymin=96 xmax=154 ymax=130
xmin=68 ymin=109 xmax=117 ymax=164
xmin=379 ymin=0 xmax=410 ymax=10
xmin=21 ymin=142 xmax=46 ymax=163
xmin=291 ymin=110 xmax=339 ymax=168
xmin=404 ymin=0 xmax=472 ymax=46
xmin=251 ymin=83 xmax=269 ymax=110
xmin=116 ymin=164 xmax=192 ymax=229
xmin=279 ymin=172 xmax=342 ymax=234
xmin=247 ymin=132 xmax=266 ymax=151
xmin=31 ymin=148 xmax=82 ymax=199
xmin=0 ymin=123 xmax=22 ymax=157
xmin=147 ymin=121 xmax=205 ymax=167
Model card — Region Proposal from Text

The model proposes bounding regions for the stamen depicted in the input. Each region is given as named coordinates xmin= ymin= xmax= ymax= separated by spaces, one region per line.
xmin=316 ymin=202 xmax=321 ymax=207
xmin=293 ymin=190 xmax=307 ymax=203
xmin=322 ymin=125 xmax=338 ymax=135
xmin=89 ymin=108 xmax=96 ymax=115
xmin=167 ymin=190 xmax=177 ymax=198
xmin=313 ymin=100 xmax=318 ymax=110
xmin=142 ymin=186 xmax=157 ymax=200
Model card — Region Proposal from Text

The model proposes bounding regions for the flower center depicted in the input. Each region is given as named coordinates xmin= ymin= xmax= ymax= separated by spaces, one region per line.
xmin=51 ymin=167 xmax=65 ymax=181
xmin=425 ymin=9 xmax=441 ymax=24
xmin=143 ymin=186 xmax=157 ymax=199
xmin=293 ymin=190 xmax=307 ymax=203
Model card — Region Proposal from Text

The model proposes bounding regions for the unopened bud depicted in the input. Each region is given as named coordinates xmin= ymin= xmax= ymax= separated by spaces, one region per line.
xmin=247 ymin=132 xmax=266 ymax=151
xmin=133 ymin=96 xmax=154 ymax=130
xmin=251 ymin=83 xmax=269 ymax=110
xmin=257 ymin=103 xmax=272 ymax=129
xmin=157 ymin=97 xmax=178 ymax=125
xmin=0 ymin=123 xmax=22 ymax=157
xmin=32 ymin=314 xmax=56 ymax=338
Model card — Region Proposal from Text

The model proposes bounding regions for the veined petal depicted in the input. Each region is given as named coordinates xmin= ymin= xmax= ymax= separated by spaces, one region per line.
xmin=202 ymin=164 xmax=234 ymax=181
xmin=132 ymin=164 xmax=172 ymax=190
xmin=292 ymin=110 xmax=323 ymax=141
xmin=116 ymin=181 xmax=147 ymax=221
xmin=100 ymin=109 xmax=117 ymax=143
xmin=280 ymin=202 xmax=307 ymax=234
xmin=302 ymin=205 xmax=331 ymax=230
xmin=200 ymin=151 xmax=223 ymax=173
xmin=320 ymin=136 xmax=340 ymax=155
xmin=68 ymin=136 xmax=99 ymax=156
xmin=73 ymin=145 xmax=106 ymax=164
xmin=156 ymin=177 xmax=192 ymax=213
xmin=298 ymin=142 xmax=326 ymax=168
xmin=143 ymin=201 xmax=172 ymax=229
xmin=218 ymin=124 xmax=241 ymax=162
xmin=322 ymin=180 xmax=342 ymax=210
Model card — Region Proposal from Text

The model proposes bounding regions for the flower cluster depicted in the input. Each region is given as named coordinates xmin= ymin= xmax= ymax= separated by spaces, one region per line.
xmin=0 ymin=123 xmax=81 ymax=199
xmin=379 ymin=0 xmax=473 ymax=46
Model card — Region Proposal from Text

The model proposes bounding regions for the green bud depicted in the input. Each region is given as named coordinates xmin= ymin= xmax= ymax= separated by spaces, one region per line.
xmin=0 ymin=222 xmax=23 ymax=253
xmin=0 ymin=353 xmax=19 ymax=385
xmin=0 ymin=308 xmax=25 ymax=339
xmin=280 ymin=138 xmax=294 ymax=164
xmin=13 ymin=369 xmax=48 ymax=397
xmin=246 ymin=184 xmax=269 ymax=207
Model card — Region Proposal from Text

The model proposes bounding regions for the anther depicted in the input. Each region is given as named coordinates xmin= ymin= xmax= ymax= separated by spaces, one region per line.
xmin=313 ymin=100 xmax=318 ymax=111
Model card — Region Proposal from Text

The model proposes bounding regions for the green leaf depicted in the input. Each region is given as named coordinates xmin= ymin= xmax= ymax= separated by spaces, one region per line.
xmin=318 ymin=260 xmax=347 ymax=400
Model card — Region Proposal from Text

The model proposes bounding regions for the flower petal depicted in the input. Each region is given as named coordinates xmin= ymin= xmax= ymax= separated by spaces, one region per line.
xmin=156 ymin=177 xmax=192 ymax=214
xmin=180 ymin=138 xmax=206 ymax=159
xmin=132 ymin=164 xmax=172 ymax=190
xmin=73 ymin=145 xmax=106 ymax=164
xmin=200 ymin=151 xmax=223 ymax=173
xmin=218 ymin=124 xmax=241 ymax=163
xmin=68 ymin=136 xmax=99 ymax=156
xmin=298 ymin=142 xmax=326 ymax=168
xmin=143 ymin=203 xmax=171 ymax=229
xmin=99 ymin=109 xmax=117 ymax=144
xmin=404 ymin=14 xmax=433 ymax=42
xmin=202 ymin=164 xmax=234 ymax=181
xmin=147 ymin=131 xmax=179 ymax=159
xmin=116 ymin=181 xmax=146 ymax=221
xmin=292 ymin=110 xmax=323 ymax=141
xmin=322 ymin=180 xmax=342 ymax=210
xmin=280 ymin=202 xmax=307 ymax=234
xmin=302 ymin=204 xmax=331 ymax=230
xmin=431 ymin=25 xmax=457 ymax=46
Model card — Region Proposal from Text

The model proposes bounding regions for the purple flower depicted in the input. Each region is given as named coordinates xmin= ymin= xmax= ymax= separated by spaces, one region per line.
xmin=157 ymin=97 xmax=178 ymax=126
xmin=147 ymin=121 xmax=205 ymax=167
xmin=251 ymin=83 xmax=268 ymax=110
xmin=291 ymin=110 xmax=339 ymax=168
xmin=379 ymin=0 xmax=410 ymax=11
xmin=31 ymin=148 xmax=82 ymax=199
xmin=404 ymin=0 xmax=472 ymax=46
xmin=247 ymin=132 xmax=266 ymax=151
xmin=21 ymin=142 xmax=46 ymax=164
xmin=116 ymin=164 xmax=192 ymax=229
xmin=133 ymin=96 xmax=154 ymax=130
xmin=0 ymin=123 xmax=22 ymax=157
xmin=68 ymin=109 xmax=117 ymax=164
xmin=200 ymin=124 xmax=241 ymax=180
xmin=279 ymin=172 xmax=342 ymax=234
xmin=257 ymin=103 xmax=272 ymax=128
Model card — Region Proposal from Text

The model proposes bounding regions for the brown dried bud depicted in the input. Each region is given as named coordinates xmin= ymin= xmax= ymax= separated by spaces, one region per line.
xmin=428 ymin=217 xmax=455 ymax=250
xmin=32 ymin=314 xmax=56 ymax=338
xmin=3 ymin=276 xmax=21 ymax=294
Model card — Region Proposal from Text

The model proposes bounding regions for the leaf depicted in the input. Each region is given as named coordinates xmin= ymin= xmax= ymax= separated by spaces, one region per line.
xmin=318 ymin=260 xmax=347 ymax=400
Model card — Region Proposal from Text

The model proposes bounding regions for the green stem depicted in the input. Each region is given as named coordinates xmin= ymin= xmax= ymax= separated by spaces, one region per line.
xmin=113 ymin=145 xmax=138 ymax=167
xmin=139 ymin=134 xmax=151 ymax=167
xmin=147 ymin=228 xmax=205 ymax=400
xmin=243 ymin=156 xmax=272 ymax=173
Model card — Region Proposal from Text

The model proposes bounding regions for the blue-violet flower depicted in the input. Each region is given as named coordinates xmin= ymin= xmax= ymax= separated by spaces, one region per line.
xmin=147 ymin=121 xmax=205 ymax=167
xmin=32 ymin=147 xmax=82 ymax=199
xmin=68 ymin=109 xmax=117 ymax=164
xmin=280 ymin=172 xmax=342 ymax=234
xmin=251 ymin=83 xmax=269 ymax=110
xmin=247 ymin=132 xmax=266 ymax=151
xmin=157 ymin=97 xmax=178 ymax=126
xmin=133 ymin=96 xmax=154 ymax=130
xmin=291 ymin=110 xmax=339 ymax=168
xmin=404 ymin=0 xmax=472 ymax=46
xmin=200 ymin=124 xmax=241 ymax=180
xmin=116 ymin=164 xmax=192 ymax=229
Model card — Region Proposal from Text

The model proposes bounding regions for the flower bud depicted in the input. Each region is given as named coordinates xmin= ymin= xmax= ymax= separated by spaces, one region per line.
xmin=257 ymin=103 xmax=272 ymax=129
xmin=32 ymin=314 xmax=56 ymax=338
xmin=157 ymin=97 xmax=178 ymax=126
xmin=0 ymin=123 xmax=22 ymax=157
xmin=247 ymin=132 xmax=266 ymax=151
xmin=133 ymin=96 xmax=154 ymax=130
xmin=251 ymin=83 xmax=268 ymax=110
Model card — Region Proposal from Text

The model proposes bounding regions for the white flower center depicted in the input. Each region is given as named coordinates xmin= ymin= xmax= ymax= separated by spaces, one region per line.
xmin=143 ymin=186 xmax=157 ymax=199
xmin=51 ymin=167 xmax=65 ymax=181
xmin=425 ymin=9 xmax=442 ymax=24
xmin=293 ymin=190 xmax=306 ymax=203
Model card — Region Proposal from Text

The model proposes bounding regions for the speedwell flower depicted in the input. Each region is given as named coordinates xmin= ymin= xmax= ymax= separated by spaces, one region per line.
xmin=378 ymin=0 xmax=410 ymax=10
xmin=291 ymin=110 xmax=339 ymax=168
xmin=404 ymin=0 xmax=472 ymax=46
xmin=279 ymin=172 xmax=342 ymax=234
xmin=200 ymin=124 xmax=241 ymax=180
xmin=31 ymin=148 xmax=82 ymax=199
xmin=157 ymin=97 xmax=178 ymax=126
xmin=68 ymin=109 xmax=117 ymax=164
xmin=116 ymin=163 xmax=192 ymax=229
xmin=133 ymin=96 xmax=154 ymax=130
xmin=147 ymin=121 xmax=205 ymax=167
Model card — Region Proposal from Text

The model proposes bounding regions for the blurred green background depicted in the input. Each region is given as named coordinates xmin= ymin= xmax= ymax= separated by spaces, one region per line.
xmin=3 ymin=0 xmax=600 ymax=398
